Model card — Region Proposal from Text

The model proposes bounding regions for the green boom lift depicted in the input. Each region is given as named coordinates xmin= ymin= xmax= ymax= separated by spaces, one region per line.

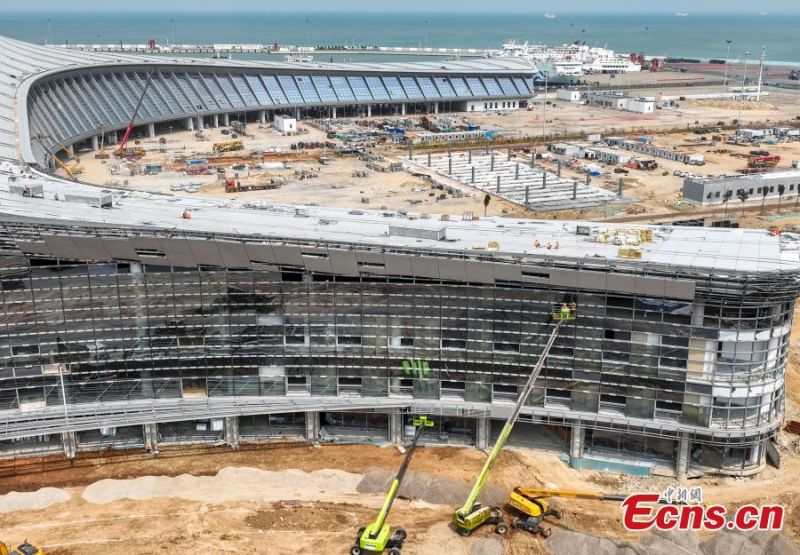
xmin=453 ymin=308 xmax=575 ymax=536
xmin=351 ymin=415 xmax=434 ymax=555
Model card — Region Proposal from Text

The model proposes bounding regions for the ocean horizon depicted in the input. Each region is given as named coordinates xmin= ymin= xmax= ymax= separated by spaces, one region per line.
xmin=2 ymin=11 xmax=799 ymax=64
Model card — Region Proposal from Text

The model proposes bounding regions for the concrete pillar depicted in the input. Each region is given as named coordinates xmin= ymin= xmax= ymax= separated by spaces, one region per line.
xmin=525 ymin=185 xmax=530 ymax=206
xmin=305 ymin=411 xmax=320 ymax=443
xmin=401 ymin=103 xmax=406 ymax=116
xmin=676 ymin=433 xmax=690 ymax=480
xmin=471 ymin=166 xmax=475 ymax=183
xmin=388 ymin=412 xmax=403 ymax=444
xmin=367 ymin=104 xmax=372 ymax=118
xmin=224 ymin=416 xmax=240 ymax=449
xmin=557 ymin=159 xmax=561 ymax=177
xmin=568 ymin=424 xmax=584 ymax=467
xmin=530 ymin=153 xmax=535 ymax=168
xmin=91 ymin=135 xmax=100 ymax=151
xmin=408 ymin=143 xmax=413 ymax=160
xmin=147 ymin=122 xmax=156 ymax=139
xmin=434 ymin=102 xmax=439 ymax=114
xmin=618 ymin=178 xmax=624 ymax=197
xmin=111 ymin=131 xmax=118 ymax=144
xmin=468 ymin=150 xmax=472 ymax=164
xmin=542 ymin=173 xmax=547 ymax=190
xmin=496 ymin=175 xmax=501 ymax=193
xmin=490 ymin=153 xmax=495 ymax=171
xmin=223 ymin=113 xmax=230 ymax=126
xmin=448 ymin=142 xmax=452 ymax=158
xmin=476 ymin=417 xmax=491 ymax=450
xmin=507 ymin=147 xmax=511 ymax=160
xmin=143 ymin=422 xmax=159 ymax=454
xmin=515 ymin=163 xmax=519 ymax=180
xmin=186 ymin=117 xmax=194 ymax=131
xmin=572 ymin=181 xmax=578 ymax=200
xmin=427 ymin=152 xmax=431 ymax=167
xmin=332 ymin=106 xmax=337 ymax=119
xmin=258 ymin=110 xmax=266 ymax=124
xmin=213 ymin=114 xmax=219 ymax=128
xmin=61 ymin=431 xmax=77 ymax=460
xmin=295 ymin=107 xmax=301 ymax=120
xmin=448 ymin=157 xmax=452 ymax=175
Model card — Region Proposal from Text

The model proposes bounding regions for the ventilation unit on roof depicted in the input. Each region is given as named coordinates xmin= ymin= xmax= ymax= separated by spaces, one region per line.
xmin=389 ymin=224 xmax=447 ymax=241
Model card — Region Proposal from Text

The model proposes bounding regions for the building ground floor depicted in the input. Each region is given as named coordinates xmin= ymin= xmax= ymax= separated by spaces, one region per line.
xmin=0 ymin=410 xmax=768 ymax=479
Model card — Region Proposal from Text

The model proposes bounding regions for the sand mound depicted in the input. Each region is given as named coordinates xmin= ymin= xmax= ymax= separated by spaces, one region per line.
xmin=81 ymin=467 xmax=362 ymax=505
xmin=357 ymin=468 xmax=506 ymax=506
xmin=0 ymin=487 xmax=70 ymax=514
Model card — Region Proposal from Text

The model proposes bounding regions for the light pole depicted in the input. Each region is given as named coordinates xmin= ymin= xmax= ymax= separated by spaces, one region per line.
xmin=541 ymin=72 xmax=548 ymax=142
xmin=724 ymin=39 xmax=732 ymax=92
xmin=738 ymin=50 xmax=750 ymax=128
xmin=171 ymin=19 xmax=175 ymax=47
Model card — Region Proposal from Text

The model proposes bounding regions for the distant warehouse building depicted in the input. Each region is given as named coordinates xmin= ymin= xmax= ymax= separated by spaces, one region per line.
xmin=682 ymin=170 xmax=800 ymax=205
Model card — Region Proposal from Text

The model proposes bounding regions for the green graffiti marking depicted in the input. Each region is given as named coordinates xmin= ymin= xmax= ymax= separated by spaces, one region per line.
xmin=402 ymin=359 xmax=430 ymax=379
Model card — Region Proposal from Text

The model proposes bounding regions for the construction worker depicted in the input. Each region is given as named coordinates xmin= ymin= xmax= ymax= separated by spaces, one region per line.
xmin=559 ymin=303 xmax=570 ymax=321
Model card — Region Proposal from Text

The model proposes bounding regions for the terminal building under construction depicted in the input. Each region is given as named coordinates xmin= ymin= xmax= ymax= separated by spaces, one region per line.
xmin=0 ymin=35 xmax=798 ymax=478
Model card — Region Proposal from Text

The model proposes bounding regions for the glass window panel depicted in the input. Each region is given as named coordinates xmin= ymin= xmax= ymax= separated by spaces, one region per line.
xmin=346 ymin=76 xmax=373 ymax=101
xmin=497 ymin=77 xmax=519 ymax=95
xmin=449 ymin=77 xmax=472 ymax=97
xmin=466 ymin=77 xmax=488 ymax=96
xmin=329 ymin=76 xmax=355 ymax=102
xmin=513 ymin=77 xmax=531 ymax=95
xmin=311 ymin=76 xmax=338 ymax=102
xmin=482 ymin=77 xmax=503 ymax=96
xmin=202 ymin=74 xmax=231 ymax=108
xmin=365 ymin=76 xmax=390 ymax=100
xmin=245 ymin=75 xmax=272 ymax=105
xmin=215 ymin=75 xmax=246 ymax=108
xmin=433 ymin=77 xmax=457 ymax=97
xmin=261 ymin=76 xmax=288 ymax=105
xmin=399 ymin=77 xmax=423 ymax=99
xmin=277 ymin=75 xmax=304 ymax=103
xmin=381 ymin=76 xmax=407 ymax=100
xmin=416 ymin=77 xmax=440 ymax=98
xmin=230 ymin=74 xmax=257 ymax=105
xmin=294 ymin=75 xmax=321 ymax=103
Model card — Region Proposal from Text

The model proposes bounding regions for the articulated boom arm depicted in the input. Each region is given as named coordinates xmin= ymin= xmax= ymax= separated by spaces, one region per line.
xmin=456 ymin=319 xmax=565 ymax=517
xmin=118 ymin=70 xmax=155 ymax=151
xmin=514 ymin=487 xmax=627 ymax=502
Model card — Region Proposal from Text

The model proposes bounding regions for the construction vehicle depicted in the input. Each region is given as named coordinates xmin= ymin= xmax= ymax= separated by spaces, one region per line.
xmin=224 ymin=178 xmax=281 ymax=193
xmin=114 ymin=70 xmax=155 ymax=157
xmin=507 ymin=487 xmax=627 ymax=537
xmin=213 ymin=141 xmax=244 ymax=153
xmin=351 ymin=416 xmax=434 ymax=555
xmin=0 ymin=540 xmax=44 ymax=555
xmin=453 ymin=306 xmax=576 ymax=537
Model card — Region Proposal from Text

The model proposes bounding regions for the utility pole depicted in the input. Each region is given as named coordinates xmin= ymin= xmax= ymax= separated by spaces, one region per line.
xmin=724 ymin=39 xmax=732 ymax=92
xmin=757 ymin=46 xmax=765 ymax=102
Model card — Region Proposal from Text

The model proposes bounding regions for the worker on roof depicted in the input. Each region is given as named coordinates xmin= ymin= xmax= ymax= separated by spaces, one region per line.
xmin=559 ymin=303 xmax=570 ymax=321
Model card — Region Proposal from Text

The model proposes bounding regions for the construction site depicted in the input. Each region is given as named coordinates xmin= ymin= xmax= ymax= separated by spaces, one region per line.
xmin=2 ymin=31 xmax=800 ymax=555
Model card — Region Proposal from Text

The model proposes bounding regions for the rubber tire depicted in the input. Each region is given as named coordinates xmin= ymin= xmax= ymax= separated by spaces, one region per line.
xmin=512 ymin=517 xmax=522 ymax=529
xmin=389 ymin=549 xmax=402 ymax=555
xmin=357 ymin=527 xmax=365 ymax=536
xmin=542 ymin=528 xmax=552 ymax=539
xmin=458 ymin=527 xmax=471 ymax=537
xmin=394 ymin=529 xmax=407 ymax=541
xmin=350 ymin=546 xmax=362 ymax=555
xmin=555 ymin=510 xmax=564 ymax=519
xmin=495 ymin=523 xmax=509 ymax=535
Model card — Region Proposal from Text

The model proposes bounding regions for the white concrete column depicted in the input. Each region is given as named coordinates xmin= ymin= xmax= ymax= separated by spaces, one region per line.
xmin=295 ymin=107 xmax=301 ymax=120
xmin=332 ymin=106 xmax=337 ymax=119
xmin=569 ymin=424 xmax=584 ymax=466
xmin=186 ymin=117 xmax=194 ymax=131
xmin=401 ymin=103 xmax=406 ymax=116
xmin=111 ymin=131 xmax=118 ymax=144
xmin=388 ymin=412 xmax=403 ymax=444
xmin=475 ymin=417 xmax=491 ymax=450
xmin=224 ymin=416 xmax=240 ymax=449
xmin=223 ymin=113 xmax=230 ymax=126
xmin=305 ymin=411 xmax=320 ymax=443
xmin=367 ymin=104 xmax=372 ymax=118
xmin=143 ymin=422 xmax=159 ymax=454
xmin=434 ymin=102 xmax=439 ymax=114
xmin=212 ymin=114 xmax=219 ymax=128
xmin=676 ymin=433 xmax=690 ymax=480
xmin=258 ymin=110 xmax=266 ymax=124
xmin=61 ymin=431 xmax=77 ymax=460
xmin=91 ymin=135 xmax=100 ymax=151
xmin=147 ymin=122 xmax=156 ymax=138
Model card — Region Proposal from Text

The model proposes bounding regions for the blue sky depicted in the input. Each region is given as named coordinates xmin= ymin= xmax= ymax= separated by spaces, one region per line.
xmin=8 ymin=1 xmax=800 ymax=12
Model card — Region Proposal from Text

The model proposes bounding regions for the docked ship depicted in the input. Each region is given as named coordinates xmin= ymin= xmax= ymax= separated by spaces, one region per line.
xmin=489 ymin=40 xmax=641 ymax=82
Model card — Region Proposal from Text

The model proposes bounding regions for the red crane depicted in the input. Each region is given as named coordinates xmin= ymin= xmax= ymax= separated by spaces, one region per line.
xmin=116 ymin=70 xmax=156 ymax=155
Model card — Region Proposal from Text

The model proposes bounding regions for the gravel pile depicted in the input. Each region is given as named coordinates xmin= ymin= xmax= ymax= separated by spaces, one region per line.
xmin=0 ymin=487 xmax=70 ymax=514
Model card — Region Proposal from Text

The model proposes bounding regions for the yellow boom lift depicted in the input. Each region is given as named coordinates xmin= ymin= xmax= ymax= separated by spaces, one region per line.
xmin=350 ymin=415 xmax=434 ymax=555
xmin=452 ymin=305 xmax=575 ymax=537
xmin=0 ymin=541 xmax=44 ymax=555
xmin=507 ymin=487 xmax=627 ymax=537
